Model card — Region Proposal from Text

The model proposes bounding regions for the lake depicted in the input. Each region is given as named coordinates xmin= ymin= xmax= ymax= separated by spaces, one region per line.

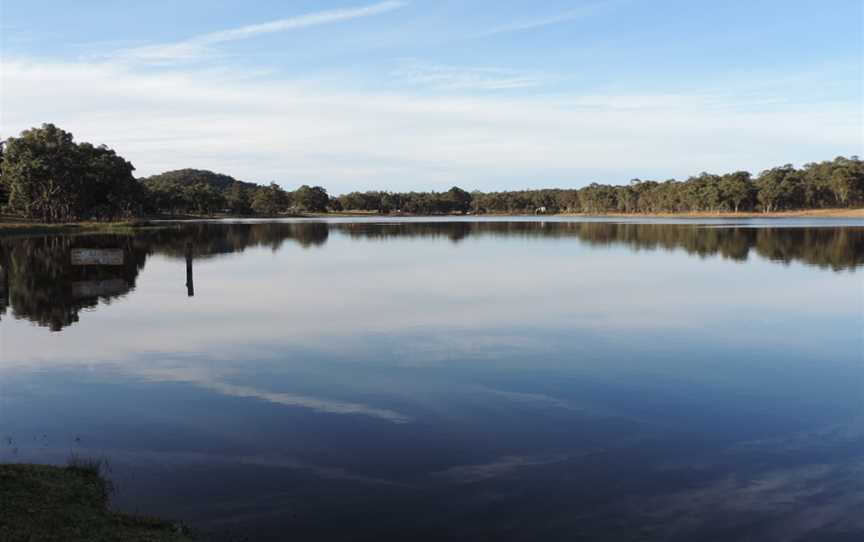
xmin=1 ymin=217 xmax=862 ymax=541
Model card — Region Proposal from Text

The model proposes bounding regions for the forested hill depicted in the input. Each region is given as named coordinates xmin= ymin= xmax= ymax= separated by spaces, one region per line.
xmin=139 ymin=169 xmax=258 ymax=192
xmin=138 ymin=167 xmax=329 ymax=216
xmin=139 ymin=168 xmax=273 ymax=216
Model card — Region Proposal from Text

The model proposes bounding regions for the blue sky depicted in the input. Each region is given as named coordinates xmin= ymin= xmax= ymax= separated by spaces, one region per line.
xmin=1 ymin=1 xmax=861 ymax=193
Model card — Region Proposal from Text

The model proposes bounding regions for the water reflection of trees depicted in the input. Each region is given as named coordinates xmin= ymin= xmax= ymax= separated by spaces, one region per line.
xmin=334 ymin=222 xmax=864 ymax=271
xmin=142 ymin=222 xmax=329 ymax=259
xmin=0 ymin=223 xmax=329 ymax=331
xmin=0 ymin=221 xmax=859 ymax=331
xmin=0 ymin=235 xmax=147 ymax=331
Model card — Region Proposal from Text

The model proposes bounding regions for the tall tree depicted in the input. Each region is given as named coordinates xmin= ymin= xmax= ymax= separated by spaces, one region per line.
xmin=757 ymin=165 xmax=804 ymax=212
xmin=446 ymin=186 xmax=472 ymax=213
xmin=294 ymin=185 xmax=329 ymax=212
xmin=251 ymin=183 xmax=289 ymax=215
xmin=719 ymin=171 xmax=754 ymax=213
xmin=225 ymin=182 xmax=252 ymax=214
xmin=2 ymin=124 xmax=83 ymax=222
xmin=828 ymin=165 xmax=863 ymax=206
xmin=77 ymin=142 xmax=140 ymax=219
xmin=1 ymin=125 xmax=140 ymax=221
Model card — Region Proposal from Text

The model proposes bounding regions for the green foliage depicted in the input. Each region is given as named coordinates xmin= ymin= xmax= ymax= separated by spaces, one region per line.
xmin=293 ymin=185 xmax=329 ymax=212
xmin=0 ymin=124 xmax=140 ymax=222
xmin=141 ymin=168 xmax=251 ymax=193
xmin=446 ymin=186 xmax=472 ymax=213
xmin=250 ymin=183 xmax=290 ymax=215
xmin=757 ymin=165 xmax=803 ymax=212
xmin=337 ymin=188 xmax=478 ymax=214
xmin=140 ymin=169 xmax=320 ymax=216
xmin=140 ymin=169 xmax=247 ymax=215
xmin=225 ymin=181 xmax=252 ymax=214
xmin=719 ymin=171 xmax=754 ymax=212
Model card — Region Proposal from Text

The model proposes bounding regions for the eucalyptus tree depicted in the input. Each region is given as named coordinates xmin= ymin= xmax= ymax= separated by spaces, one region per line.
xmin=251 ymin=183 xmax=290 ymax=215
xmin=1 ymin=124 xmax=140 ymax=221
xmin=719 ymin=171 xmax=754 ymax=213
xmin=2 ymin=124 xmax=83 ymax=221
xmin=757 ymin=165 xmax=804 ymax=212
xmin=293 ymin=185 xmax=330 ymax=212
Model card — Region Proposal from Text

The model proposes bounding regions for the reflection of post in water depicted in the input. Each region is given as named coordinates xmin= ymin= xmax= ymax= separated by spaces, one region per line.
xmin=0 ymin=252 xmax=9 ymax=316
xmin=185 ymin=243 xmax=195 ymax=297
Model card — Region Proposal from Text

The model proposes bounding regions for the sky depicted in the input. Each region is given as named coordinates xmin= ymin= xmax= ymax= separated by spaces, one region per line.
xmin=0 ymin=0 xmax=862 ymax=193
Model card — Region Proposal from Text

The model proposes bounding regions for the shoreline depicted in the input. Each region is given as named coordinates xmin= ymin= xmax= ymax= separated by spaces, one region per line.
xmin=318 ymin=208 xmax=864 ymax=219
xmin=0 ymin=220 xmax=167 ymax=238
xmin=557 ymin=208 xmax=864 ymax=219
xmin=1 ymin=207 xmax=862 ymax=234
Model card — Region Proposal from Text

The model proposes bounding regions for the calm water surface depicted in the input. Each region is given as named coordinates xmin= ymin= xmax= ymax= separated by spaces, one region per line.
xmin=1 ymin=218 xmax=862 ymax=541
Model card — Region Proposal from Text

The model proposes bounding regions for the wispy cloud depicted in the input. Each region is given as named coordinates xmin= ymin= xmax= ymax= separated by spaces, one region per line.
xmin=393 ymin=64 xmax=552 ymax=91
xmin=478 ymin=1 xmax=620 ymax=37
xmin=1 ymin=57 xmax=858 ymax=192
xmin=138 ymin=366 xmax=413 ymax=424
xmin=110 ymin=1 xmax=406 ymax=63
xmin=632 ymin=461 xmax=864 ymax=539
xmin=205 ymin=381 xmax=413 ymax=424
xmin=429 ymin=451 xmax=601 ymax=484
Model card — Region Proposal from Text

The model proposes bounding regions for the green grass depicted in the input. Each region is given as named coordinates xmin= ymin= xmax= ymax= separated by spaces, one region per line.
xmin=0 ymin=213 xmax=309 ymax=236
xmin=0 ymin=463 xmax=194 ymax=542
xmin=0 ymin=216 xmax=172 ymax=237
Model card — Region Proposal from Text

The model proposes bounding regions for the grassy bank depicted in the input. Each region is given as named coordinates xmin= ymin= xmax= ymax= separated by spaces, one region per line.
xmin=0 ymin=463 xmax=193 ymax=542
xmin=0 ymin=212 xmax=312 ymax=235
xmin=0 ymin=222 xmax=158 ymax=237
xmin=0 ymin=214 xmax=166 ymax=237
xmin=558 ymin=208 xmax=864 ymax=218
xmin=321 ymin=208 xmax=864 ymax=218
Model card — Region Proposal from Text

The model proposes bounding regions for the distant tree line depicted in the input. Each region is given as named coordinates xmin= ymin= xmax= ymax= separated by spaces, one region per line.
xmin=337 ymin=160 xmax=864 ymax=215
xmin=1 ymin=124 xmax=862 ymax=222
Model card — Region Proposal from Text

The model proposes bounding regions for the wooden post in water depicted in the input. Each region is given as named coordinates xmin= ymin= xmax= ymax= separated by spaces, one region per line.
xmin=185 ymin=243 xmax=195 ymax=297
